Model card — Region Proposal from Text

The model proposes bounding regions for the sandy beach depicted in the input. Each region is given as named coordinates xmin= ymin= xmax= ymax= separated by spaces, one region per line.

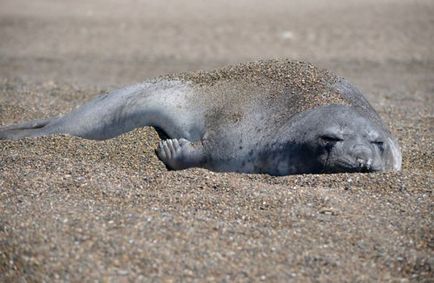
xmin=0 ymin=0 xmax=433 ymax=281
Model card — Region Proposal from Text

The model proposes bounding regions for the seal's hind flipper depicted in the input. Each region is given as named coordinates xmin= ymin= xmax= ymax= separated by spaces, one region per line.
xmin=0 ymin=118 xmax=59 ymax=140
xmin=0 ymin=118 xmax=52 ymax=130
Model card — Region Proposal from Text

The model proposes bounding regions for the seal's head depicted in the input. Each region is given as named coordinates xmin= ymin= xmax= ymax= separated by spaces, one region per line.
xmin=290 ymin=104 xmax=402 ymax=174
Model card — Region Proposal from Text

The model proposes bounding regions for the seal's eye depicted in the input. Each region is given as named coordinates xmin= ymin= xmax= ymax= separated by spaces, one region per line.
xmin=320 ymin=135 xmax=344 ymax=142
xmin=371 ymin=140 xmax=385 ymax=151
xmin=320 ymin=135 xmax=344 ymax=145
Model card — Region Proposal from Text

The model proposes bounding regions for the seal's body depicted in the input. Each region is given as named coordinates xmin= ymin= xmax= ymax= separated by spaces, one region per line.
xmin=0 ymin=60 xmax=401 ymax=175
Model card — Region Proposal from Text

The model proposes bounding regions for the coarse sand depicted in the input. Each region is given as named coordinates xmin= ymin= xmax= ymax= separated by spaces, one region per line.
xmin=0 ymin=0 xmax=433 ymax=281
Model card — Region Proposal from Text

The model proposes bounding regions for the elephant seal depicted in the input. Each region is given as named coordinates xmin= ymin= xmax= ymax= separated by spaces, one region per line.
xmin=0 ymin=60 xmax=401 ymax=175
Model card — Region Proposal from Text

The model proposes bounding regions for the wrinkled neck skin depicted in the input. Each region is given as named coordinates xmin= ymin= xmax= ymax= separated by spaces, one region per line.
xmin=260 ymin=104 xmax=402 ymax=176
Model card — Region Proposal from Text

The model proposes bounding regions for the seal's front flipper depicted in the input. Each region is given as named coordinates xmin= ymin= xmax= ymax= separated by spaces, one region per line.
xmin=156 ymin=138 xmax=205 ymax=170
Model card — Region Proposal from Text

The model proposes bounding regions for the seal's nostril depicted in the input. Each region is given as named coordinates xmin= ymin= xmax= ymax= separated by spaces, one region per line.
xmin=352 ymin=144 xmax=372 ymax=163
xmin=355 ymin=157 xmax=374 ymax=172
xmin=366 ymin=159 xmax=372 ymax=170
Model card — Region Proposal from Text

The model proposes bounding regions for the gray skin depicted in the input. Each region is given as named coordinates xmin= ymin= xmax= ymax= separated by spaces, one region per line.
xmin=0 ymin=61 xmax=401 ymax=175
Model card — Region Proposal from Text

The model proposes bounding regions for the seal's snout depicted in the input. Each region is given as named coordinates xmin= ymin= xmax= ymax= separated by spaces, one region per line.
xmin=356 ymin=158 xmax=372 ymax=172
xmin=349 ymin=144 xmax=375 ymax=172
xmin=349 ymin=143 xmax=384 ymax=172
xmin=351 ymin=144 xmax=372 ymax=165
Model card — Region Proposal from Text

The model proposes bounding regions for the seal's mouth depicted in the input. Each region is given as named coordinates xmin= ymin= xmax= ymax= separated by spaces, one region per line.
xmin=324 ymin=159 xmax=382 ymax=173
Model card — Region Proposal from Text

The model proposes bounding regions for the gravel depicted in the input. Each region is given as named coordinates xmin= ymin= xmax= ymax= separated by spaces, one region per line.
xmin=0 ymin=0 xmax=433 ymax=281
